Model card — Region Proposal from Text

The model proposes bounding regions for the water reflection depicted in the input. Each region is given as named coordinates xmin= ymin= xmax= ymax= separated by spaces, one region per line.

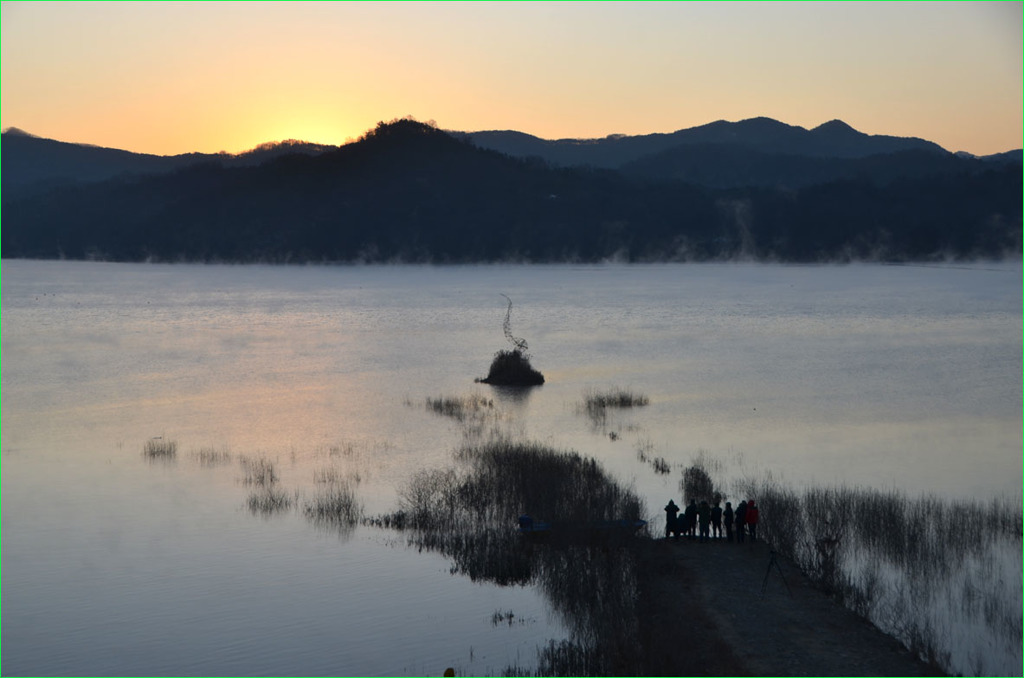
xmin=488 ymin=384 xmax=535 ymax=406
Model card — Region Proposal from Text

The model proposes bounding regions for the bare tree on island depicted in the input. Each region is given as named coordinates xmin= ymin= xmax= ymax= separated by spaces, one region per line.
xmin=500 ymin=293 xmax=529 ymax=353
xmin=477 ymin=295 xmax=545 ymax=386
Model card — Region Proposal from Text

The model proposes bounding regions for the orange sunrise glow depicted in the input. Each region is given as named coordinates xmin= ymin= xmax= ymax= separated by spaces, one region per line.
xmin=1 ymin=2 xmax=1021 ymax=156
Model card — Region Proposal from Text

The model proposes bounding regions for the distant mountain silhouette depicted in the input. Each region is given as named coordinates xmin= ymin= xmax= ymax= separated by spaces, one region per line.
xmin=456 ymin=117 xmax=950 ymax=169
xmin=2 ymin=118 xmax=1020 ymax=263
xmin=5 ymin=116 xmax=1018 ymax=196
xmin=453 ymin=117 xmax=1021 ymax=190
xmin=0 ymin=130 xmax=338 ymax=198
xmin=976 ymin=149 xmax=1024 ymax=164
xmin=3 ymin=127 xmax=37 ymax=137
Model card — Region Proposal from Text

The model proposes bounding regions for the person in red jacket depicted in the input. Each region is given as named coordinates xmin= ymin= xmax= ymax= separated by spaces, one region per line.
xmin=746 ymin=499 xmax=760 ymax=541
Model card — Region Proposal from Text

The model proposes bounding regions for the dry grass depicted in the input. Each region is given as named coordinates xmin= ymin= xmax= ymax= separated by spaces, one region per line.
xmin=304 ymin=482 xmax=362 ymax=532
xmin=579 ymin=387 xmax=649 ymax=426
xmin=247 ymin=486 xmax=295 ymax=515
xmin=583 ymin=387 xmax=650 ymax=410
xmin=425 ymin=394 xmax=495 ymax=422
xmin=734 ymin=474 xmax=1022 ymax=676
xmin=369 ymin=433 xmax=652 ymax=673
xmin=191 ymin=447 xmax=232 ymax=467
xmin=142 ymin=437 xmax=177 ymax=460
xmin=313 ymin=465 xmax=362 ymax=485
xmin=239 ymin=456 xmax=278 ymax=486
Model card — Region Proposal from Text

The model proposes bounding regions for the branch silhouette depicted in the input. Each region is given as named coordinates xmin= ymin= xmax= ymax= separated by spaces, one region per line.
xmin=501 ymin=293 xmax=529 ymax=355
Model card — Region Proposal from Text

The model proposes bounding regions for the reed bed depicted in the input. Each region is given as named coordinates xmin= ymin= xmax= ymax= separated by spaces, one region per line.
xmin=425 ymin=394 xmax=495 ymax=422
xmin=190 ymin=447 xmax=232 ymax=467
xmin=320 ymin=438 xmax=392 ymax=458
xmin=633 ymin=438 xmax=672 ymax=475
xmin=326 ymin=442 xmax=359 ymax=457
xmin=650 ymin=457 xmax=671 ymax=475
xmin=235 ymin=454 xmax=293 ymax=515
xmin=246 ymin=486 xmax=295 ymax=515
xmin=578 ymin=387 xmax=649 ymax=428
xmin=490 ymin=609 xmax=531 ymax=628
xmin=239 ymin=456 xmax=278 ymax=486
xmin=449 ymin=435 xmax=645 ymax=529
xmin=734 ymin=473 xmax=1022 ymax=676
xmin=142 ymin=437 xmax=177 ymax=460
xmin=369 ymin=432 xmax=650 ymax=673
xmin=582 ymin=388 xmax=650 ymax=410
xmin=304 ymin=482 xmax=362 ymax=532
xmin=313 ymin=465 xmax=362 ymax=485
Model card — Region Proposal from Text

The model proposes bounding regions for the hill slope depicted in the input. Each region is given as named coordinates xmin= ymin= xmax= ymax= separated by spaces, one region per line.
xmin=1 ymin=129 xmax=338 ymax=197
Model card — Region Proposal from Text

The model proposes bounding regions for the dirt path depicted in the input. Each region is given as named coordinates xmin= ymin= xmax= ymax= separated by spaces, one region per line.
xmin=635 ymin=536 xmax=941 ymax=676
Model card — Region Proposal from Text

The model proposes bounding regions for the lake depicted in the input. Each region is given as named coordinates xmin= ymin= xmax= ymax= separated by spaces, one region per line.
xmin=2 ymin=260 xmax=1020 ymax=675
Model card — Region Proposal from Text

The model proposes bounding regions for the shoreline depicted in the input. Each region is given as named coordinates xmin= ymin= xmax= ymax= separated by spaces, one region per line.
xmin=633 ymin=535 xmax=943 ymax=676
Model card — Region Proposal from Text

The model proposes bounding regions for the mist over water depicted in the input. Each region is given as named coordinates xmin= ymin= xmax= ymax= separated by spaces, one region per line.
xmin=2 ymin=260 xmax=1020 ymax=675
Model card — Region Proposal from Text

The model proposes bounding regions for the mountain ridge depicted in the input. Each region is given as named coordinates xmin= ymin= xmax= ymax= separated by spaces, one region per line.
xmin=455 ymin=116 xmax=956 ymax=171
xmin=0 ymin=130 xmax=341 ymax=197
xmin=6 ymin=115 xmax=1018 ymax=197
xmin=2 ymin=118 xmax=1019 ymax=264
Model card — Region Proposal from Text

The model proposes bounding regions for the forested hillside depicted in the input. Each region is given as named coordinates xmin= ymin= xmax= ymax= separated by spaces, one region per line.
xmin=2 ymin=120 xmax=1019 ymax=262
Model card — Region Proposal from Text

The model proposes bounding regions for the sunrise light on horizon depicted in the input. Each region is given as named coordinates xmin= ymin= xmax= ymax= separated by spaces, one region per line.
xmin=1 ymin=1 xmax=1021 ymax=157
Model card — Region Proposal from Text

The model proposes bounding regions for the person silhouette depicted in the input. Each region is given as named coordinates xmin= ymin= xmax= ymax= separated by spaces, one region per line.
xmin=684 ymin=499 xmax=698 ymax=540
xmin=664 ymin=499 xmax=680 ymax=539
xmin=698 ymin=500 xmax=711 ymax=542
xmin=746 ymin=499 xmax=759 ymax=541
xmin=735 ymin=500 xmax=748 ymax=543
xmin=711 ymin=500 xmax=723 ymax=539
xmin=723 ymin=501 xmax=735 ymax=542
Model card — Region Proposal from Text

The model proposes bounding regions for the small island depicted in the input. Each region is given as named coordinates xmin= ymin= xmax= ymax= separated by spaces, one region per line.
xmin=478 ymin=348 xmax=545 ymax=386
xmin=477 ymin=295 xmax=545 ymax=386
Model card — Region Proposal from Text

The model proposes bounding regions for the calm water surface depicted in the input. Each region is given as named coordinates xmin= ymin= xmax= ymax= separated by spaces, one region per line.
xmin=2 ymin=260 xmax=1020 ymax=675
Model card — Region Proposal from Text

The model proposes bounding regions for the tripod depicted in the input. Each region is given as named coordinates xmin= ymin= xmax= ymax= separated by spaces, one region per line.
xmin=761 ymin=550 xmax=792 ymax=597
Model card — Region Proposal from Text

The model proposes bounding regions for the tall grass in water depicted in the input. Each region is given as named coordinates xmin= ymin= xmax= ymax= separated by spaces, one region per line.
xmin=370 ymin=433 xmax=649 ymax=673
xmin=425 ymin=394 xmax=495 ymax=422
xmin=449 ymin=435 xmax=646 ymax=532
xmin=239 ymin=456 xmax=278 ymax=486
xmin=142 ymin=437 xmax=177 ymax=461
xmin=238 ymin=455 xmax=293 ymax=515
xmin=313 ymin=465 xmax=362 ymax=486
xmin=736 ymin=473 xmax=1022 ymax=676
xmin=190 ymin=447 xmax=232 ymax=467
xmin=304 ymin=482 xmax=362 ymax=534
xmin=635 ymin=437 xmax=671 ymax=475
xmin=247 ymin=486 xmax=295 ymax=515
xmin=580 ymin=387 xmax=649 ymax=423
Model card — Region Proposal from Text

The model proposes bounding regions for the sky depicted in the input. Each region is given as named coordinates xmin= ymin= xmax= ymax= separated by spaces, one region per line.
xmin=1 ymin=1 xmax=1021 ymax=156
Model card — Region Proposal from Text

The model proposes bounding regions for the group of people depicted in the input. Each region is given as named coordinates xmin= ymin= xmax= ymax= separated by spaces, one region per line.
xmin=663 ymin=498 xmax=759 ymax=543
